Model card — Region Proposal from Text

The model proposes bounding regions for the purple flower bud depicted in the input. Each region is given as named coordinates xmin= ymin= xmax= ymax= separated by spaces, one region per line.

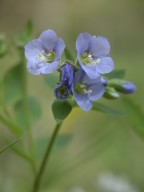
xmin=54 ymin=63 xmax=74 ymax=100
xmin=108 ymin=79 xmax=136 ymax=94
xmin=121 ymin=82 xmax=137 ymax=94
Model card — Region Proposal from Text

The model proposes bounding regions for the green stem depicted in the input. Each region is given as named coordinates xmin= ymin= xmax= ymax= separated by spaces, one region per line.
xmin=32 ymin=123 xmax=62 ymax=192
xmin=0 ymin=138 xmax=22 ymax=154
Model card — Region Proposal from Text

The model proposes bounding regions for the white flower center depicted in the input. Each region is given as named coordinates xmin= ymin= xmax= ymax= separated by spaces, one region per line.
xmin=81 ymin=52 xmax=101 ymax=65
xmin=36 ymin=50 xmax=55 ymax=63
xmin=75 ymin=83 xmax=92 ymax=96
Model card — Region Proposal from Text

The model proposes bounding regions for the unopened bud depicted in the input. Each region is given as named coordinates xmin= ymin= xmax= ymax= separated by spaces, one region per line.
xmin=108 ymin=79 xmax=136 ymax=94
xmin=104 ymin=87 xmax=120 ymax=99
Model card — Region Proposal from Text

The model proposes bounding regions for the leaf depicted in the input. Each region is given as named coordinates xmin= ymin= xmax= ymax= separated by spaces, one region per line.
xmin=122 ymin=97 xmax=144 ymax=138
xmin=14 ymin=96 xmax=42 ymax=129
xmin=0 ymin=138 xmax=21 ymax=154
xmin=3 ymin=64 xmax=23 ymax=105
xmin=52 ymin=100 xmax=72 ymax=123
xmin=103 ymin=69 xmax=126 ymax=79
xmin=15 ymin=21 xmax=33 ymax=48
xmin=15 ymin=33 xmax=28 ymax=48
xmin=26 ymin=20 xmax=33 ymax=37
xmin=64 ymin=47 xmax=75 ymax=62
xmin=44 ymin=73 xmax=59 ymax=89
xmin=92 ymin=102 xmax=123 ymax=115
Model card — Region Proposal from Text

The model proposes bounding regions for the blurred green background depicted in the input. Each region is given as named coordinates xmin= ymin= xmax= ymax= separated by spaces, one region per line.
xmin=0 ymin=0 xmax=144 ymax=191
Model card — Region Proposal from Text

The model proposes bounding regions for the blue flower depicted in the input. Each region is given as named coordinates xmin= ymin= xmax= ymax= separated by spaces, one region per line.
xmin=54 ymin=63 xmax=74 ymax=99
xmin=72 ymin=67 xmax=105 ymax=111
xmin=76 ymin=33 xmax=114 ymax=79
xmin=25 ymin=29 xmax=65 ymax=75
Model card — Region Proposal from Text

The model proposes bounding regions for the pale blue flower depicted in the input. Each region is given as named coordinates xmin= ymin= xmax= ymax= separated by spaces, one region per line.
xmin=72 ymin=67 xmax=105 ymax=111
xmin=76 ymin=33 xmax=114 ymax=79
xmin=25 ymin=29 xmax=65 ymax=75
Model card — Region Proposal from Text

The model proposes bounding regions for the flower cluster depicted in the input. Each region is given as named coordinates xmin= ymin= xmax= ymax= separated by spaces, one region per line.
xmin=25 ymin=29 xmax=136 ymax=111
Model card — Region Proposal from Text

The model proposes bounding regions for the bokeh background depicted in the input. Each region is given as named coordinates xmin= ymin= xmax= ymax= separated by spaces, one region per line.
xmin=0 ymin=0 xmax=144 ymax=191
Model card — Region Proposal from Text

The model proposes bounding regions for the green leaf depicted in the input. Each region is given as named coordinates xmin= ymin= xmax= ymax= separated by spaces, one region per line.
xmin=3 ymin=64 xmax=23 ymax=105
xmin=103 ymin=69 xmax=126 ymax=79
xmin=92 ymin=102 xmax=123 ymax=115
xmin=0 ymin=138 xmax=21 ymax=154
xmin=64 ymin=47 xmax=75 ymax=62
xmin=15 ymin=21 xmax=33 ymax=48
xmin=52 ymin=100 xmax=72 ymax=123
xmin=15 ymin=33 xmax=28 ymax=48
xmin=14 ymin=96 xmax=42 ymax=129
xmin=26 ymin=20 xmax=33 ymax=37
xmin=44 ymin=73 xmax=59 ymax=89
xmin=122 ymin=97 xmax=144 ymax=138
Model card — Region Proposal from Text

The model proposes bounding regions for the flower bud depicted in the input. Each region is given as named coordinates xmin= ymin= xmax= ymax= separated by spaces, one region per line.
xmin=54 ymin=63 xmax=74 ymax=100
xmin=103 ymin=87 xmax=120 ymax=99
xmin=108 ymin=79 xmax=136 ymax=94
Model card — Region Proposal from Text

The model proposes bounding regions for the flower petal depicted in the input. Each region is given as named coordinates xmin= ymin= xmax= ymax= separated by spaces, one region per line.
xmin=77 ymin=99 xmax=93 ymax=111
xmin=39 ymin=29 xmax=57 ymax=51
xmin=40 ymin=60 xmax=60 ymax=74
xmin=72 ymin=86 xmax=93 ymax=111
xmin=27 ymin=61 xmax=44 ymax=75
xmin=96 ymin=57 xmax=114 ymax=74
xmin=76 ymin=33 xmax=91 ymax=55
xmin=55 ymin=38 xmax=65 ymax=60
xmin=88 ymin=81 xmax=105 ymax=101
xmin=90 ymin=36 xmax=110 ymax=57
xmin=79 ymin=61 xmax=100 ymax=79
xmin=24 ymin=39 xmax=43 ymax=61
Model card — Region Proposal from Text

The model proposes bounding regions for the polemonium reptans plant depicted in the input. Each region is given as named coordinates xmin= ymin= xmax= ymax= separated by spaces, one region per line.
xmin=0 ymin=23 xmax=136 ymax=192
xmin=24 ymin=28 xmax=136 ymax=191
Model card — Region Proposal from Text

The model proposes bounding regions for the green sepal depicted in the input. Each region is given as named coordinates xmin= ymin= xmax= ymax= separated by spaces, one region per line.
xmin=103 ymin=87 xmax=120 ymax=100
